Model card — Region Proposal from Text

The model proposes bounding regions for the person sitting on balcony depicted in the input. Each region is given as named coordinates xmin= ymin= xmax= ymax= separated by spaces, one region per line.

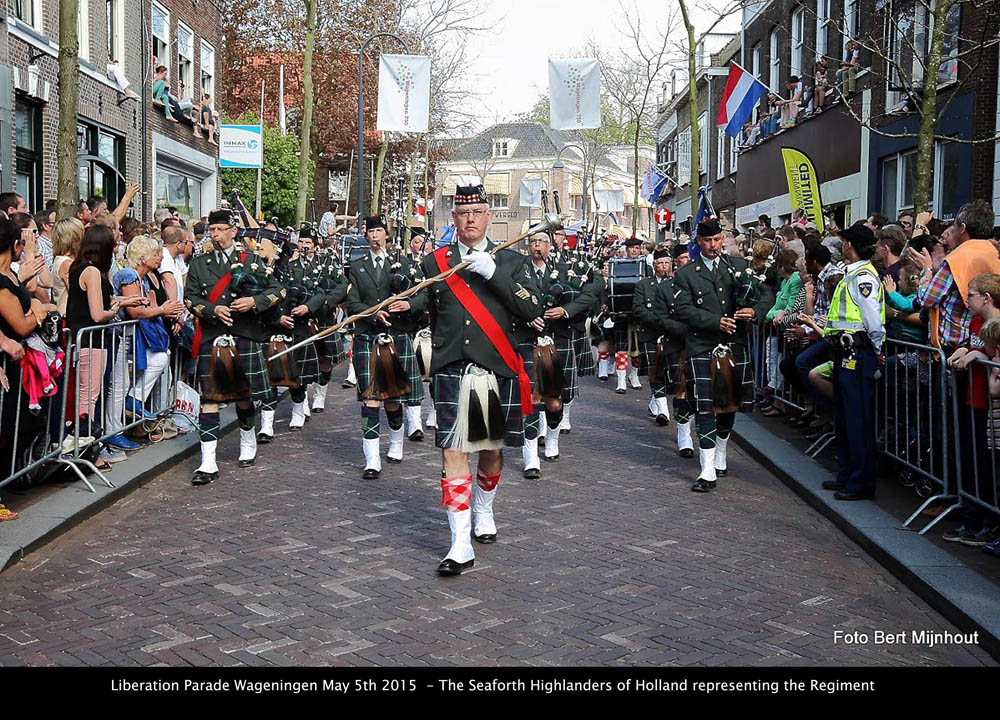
xmin=836 ymin=41 xmax=861 ymax=96
xmin=759 ymin=94 xmax=781 ymax=139
xmin=805 ymin=58 xmax=830 ymax=114
xmin=200 ymin=94 xmax=217 ymax=146
xmin=151 ymin=66 xmax=188 ymax=125
xmin=780 ymin=76 xmax=804 ymax=128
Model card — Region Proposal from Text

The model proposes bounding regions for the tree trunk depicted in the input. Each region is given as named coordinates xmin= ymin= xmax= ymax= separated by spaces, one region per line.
xmin=677 ymin=0 xmax=700 ymax=221
xmin=56 ymin=0 xmax=80 ymax=222
xmin=370 ymin=133 xmax=390 ymax=214
xmin=913 ymin=0 xmax=952 ymax=215
xmin=295 ymin=0 xmax=317 ymax=225
xmin=632 ymin=120 xmax=640 ymax=235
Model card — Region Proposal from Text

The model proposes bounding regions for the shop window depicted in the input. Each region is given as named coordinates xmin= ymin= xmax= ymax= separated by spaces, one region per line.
xmin=156 ymin=167 xmax=202 ymax=220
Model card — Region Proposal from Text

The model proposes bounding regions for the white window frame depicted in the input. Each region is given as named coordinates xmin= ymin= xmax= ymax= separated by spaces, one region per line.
xmin=677 ymin=127 xmax=692 ymax=184
xmin=729 ymin=134 xmax=738 ymax=175
xmin=177 ymin=21 xmax=194 ymax=102
xmin=106 ymin=0 xmax=125 ymax=67
xmin=751 ymin=43 xmax=762 ymax=122
xmin=698 ymin=112 xmax=708 ymax=174
xmin=791 ymin=7 xmax=805 ymax=78
xmin=716 ymin=128 xmax=726 ymax=181
xmin=769 ymin=30 xmax=781 ymax=91
xmin=488 ymin=193 xmax=509 ymax=210
xmin=816 ymin=0 xmax=830 ymax=59
xmin=14 ymin=0 xmax=43 ymax=33
xmin=78 ymin=1 xmax=90 ymax=62
xmin=152 ymin=2 xmax=170 ymax=70
xmin=200 ymin=40 xmax=215 ymax=98
xmin=492 ymin=139 xmax=509 ymax=158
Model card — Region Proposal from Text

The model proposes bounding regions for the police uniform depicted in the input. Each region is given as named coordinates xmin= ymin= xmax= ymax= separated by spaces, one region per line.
xmin=421 ymin=185 xmax=540 ymax=575
xmin=673 ymin=220 xmax=773 ymax=491
xmin=821 ymin=224 xmax=885 ymax=501
xmin=184 ymin=208 xmax=285 ymax=484
xmin=347 ymin=215 xmax=426 ymax=478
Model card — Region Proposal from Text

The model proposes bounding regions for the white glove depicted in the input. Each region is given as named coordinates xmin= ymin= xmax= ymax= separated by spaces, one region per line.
xmin=464 ymin=250 xmax=496 ymax=280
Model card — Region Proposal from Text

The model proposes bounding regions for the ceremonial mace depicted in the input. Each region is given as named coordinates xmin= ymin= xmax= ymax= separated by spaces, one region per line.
xmin=268 ymin=213 xmax=566 ymax=361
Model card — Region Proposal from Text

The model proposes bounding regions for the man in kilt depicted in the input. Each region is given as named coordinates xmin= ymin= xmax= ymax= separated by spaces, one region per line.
xmin=604 ymin=237 xmax=645 ymax=393
xmin=420 ymin=184 xmax=540 ymax=575
xmin=347 ymin=215 xmax=426 ymax=479
xmin=673 ymin=219 xmax=773 ymax=492
xmin=404 ymin=228 xmax=436 ymax=440
xmin=184 ymin=208 xmax=286 ymax=485
xmin=653 ymin=256 xmax=694 ymax=457
xmin=633 ymin=248 xmax=675 ymax=425
xmin=550 ymin=227 xmax=602 ymax=434
xmin=307 ymin=235 xmax=349 ymax=413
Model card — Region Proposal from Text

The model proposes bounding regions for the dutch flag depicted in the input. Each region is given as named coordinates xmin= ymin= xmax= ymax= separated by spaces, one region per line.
xmin=608 ymin=211 xmax=620 ymax=225
xmin=716 ymin=63 xmax=769 ymax=138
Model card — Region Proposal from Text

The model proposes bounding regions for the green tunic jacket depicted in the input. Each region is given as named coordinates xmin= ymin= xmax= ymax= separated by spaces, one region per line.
xmin=672 ymin=254 xmax=773 ymax=356
xmin=185 ymin=247 xmax=285 ymax=344
xmin=345 ymin=252 xmax=427 ymax=336
xmin=420 ymin=240 xmax=540 ymax=378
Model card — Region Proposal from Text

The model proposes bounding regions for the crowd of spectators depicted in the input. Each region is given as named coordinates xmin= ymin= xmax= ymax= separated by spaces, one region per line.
xmin=0 ymin=190 xmax=208 ymax=521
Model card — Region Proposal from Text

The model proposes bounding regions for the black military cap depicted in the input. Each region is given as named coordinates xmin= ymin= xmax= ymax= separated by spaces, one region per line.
xmin=697 ymin=218 xmax=723 ymax=237
xmin=207 ymin=208 xmax=237 ymax=227
xmin=454 ymin=184 xmax=488 ymax=206
xmin=364 ymin=215 xmax=388 ymax=232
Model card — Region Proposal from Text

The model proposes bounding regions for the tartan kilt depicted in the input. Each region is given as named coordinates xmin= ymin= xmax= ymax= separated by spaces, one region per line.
xmin=294 ymin=337 xmax=321 ymax=387
xmin=314 ymin=321 xmax=347 ymax=371
xmin=554 ymin=332 xmax=579 ymax=402
xmin=658 ymin=348 xmax=684 ymax=395
xmin=610 ymin=318 xmax=638 ymax=354
xmin=574 ymin=330 xmax=596 ymax=377
xmin=638 ymin=339 xmax=657 ymax=376
xmin=431 ymin=362 xmax=523 ymax=448
xmin=685 ymin=344 xmax=754 ymax=414
xmin=352 ymin=331 xmax=424 ymax=405
xmin=196 ymin=335 xmax=275 ymax=406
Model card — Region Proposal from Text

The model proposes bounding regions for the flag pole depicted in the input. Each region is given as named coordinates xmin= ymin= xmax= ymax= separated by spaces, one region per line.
xmin=728 ymin=59 xmax=786 ymax=101
xmin=256 ymin=79 xmax=265 ymax=220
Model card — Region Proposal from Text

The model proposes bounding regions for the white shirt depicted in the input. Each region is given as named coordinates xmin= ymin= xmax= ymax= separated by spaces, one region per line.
xmin=458 ymin=238 xmax=489 ymax=258
xmin=843 ymin=259 xmax=885 ymax=352
xmin=159 ymin=250 xmax=184 ymax=303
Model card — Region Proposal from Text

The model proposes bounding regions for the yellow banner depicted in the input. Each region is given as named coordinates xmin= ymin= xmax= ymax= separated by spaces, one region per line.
xmin=781 ymin=147 xmax=824 ymax=233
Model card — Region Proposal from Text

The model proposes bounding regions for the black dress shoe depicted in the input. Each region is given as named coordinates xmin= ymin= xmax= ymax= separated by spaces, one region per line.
xmin=386 ymin=456 xmax=402 ymax=464
xmin=615 ymin=388 xmax=626 ymax=395
xmin=312 ymin=407 xmax=324 ymax=414
xmin=257 ymin=432 xmax=273 ymax=444
xmin=656 ymin=414 xmax=669 ymax=426
xmin=833 ymin=490 xmax=874 ymax=501
xmin=821 ymin=480 xmax=845 ymax=491
xmin=523 ymin=468 xmax=540 ymax=479
xmin=678 ymin=448 xmax=695 ymax=458
xmin=474 ymin=533 xmax=496 ymax=544
xmin=362 ymin=468 xmax=380 ymax=479
xmin=409 ymin=429 xmax=424 ymax=441
xmin=238 ymin=457 xmax=256 ymax=468
xmin=543 ymin=454 xmax=559 ymax=462
xmin=559 ymin=428 xmax=570 ymax=434
xmin=191 ymin=470 xmax=218 ymax=485
xmin=437 ymin=558 xmax=474 ymax=575
xmin=716 ymin=467 xmax=727 ymax=477
xmin=691 ymin=478 xmax=715 ymax=492
xmin=342 ymin=379 xmax=356 ymax=389
xmin=599 ymin=375 xmax=608 ymax=382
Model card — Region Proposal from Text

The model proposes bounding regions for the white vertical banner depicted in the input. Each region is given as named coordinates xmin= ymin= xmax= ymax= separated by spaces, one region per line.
xmin=594 ymin=189 xmax=624 ymax=212
xmin=278 ymin=64 xmax=287 ymax=136
xmin=548 ymin=58 xmax=601 ymax=130
xmin=377 ymin=54 xmax=431 ymax=133
xmin=519 ymin=178 xmax=543 ymax=208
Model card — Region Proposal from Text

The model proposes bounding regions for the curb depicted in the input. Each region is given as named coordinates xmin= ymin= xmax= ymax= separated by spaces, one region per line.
xmin=0 ymin=400 xmax=255 ymax=573
xmin=732 ymin=413 xmax=1000 ymax=661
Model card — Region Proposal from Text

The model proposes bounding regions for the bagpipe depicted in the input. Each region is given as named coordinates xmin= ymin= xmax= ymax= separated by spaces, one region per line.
xmin=229 ymin=189 xmax=293 ymax=276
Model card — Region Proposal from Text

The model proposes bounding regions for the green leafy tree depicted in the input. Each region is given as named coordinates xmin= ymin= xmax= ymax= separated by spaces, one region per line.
xmin=220 ymin=113 xmax=313 ymax=227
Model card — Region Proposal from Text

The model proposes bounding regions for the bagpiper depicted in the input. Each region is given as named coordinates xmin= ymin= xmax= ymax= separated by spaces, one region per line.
xmin=346 ymin=215 xmax=426 ymax=479
xmin=420 ymin=185 xmax=539 ymax=575
xmin=308 ymin=231 xmax=350 ymax=413
xmin=672 ymin=219 xmax=773 ymax=492
xmin=184 ymin=208 xmax=285 ymax=485
xmin=633 ymin=248 xmax=676 ymax=424
xmin=405 ymin=226 xmax=436 ymax=440
xmin=654 ymin=248 xmax=695 ymax=457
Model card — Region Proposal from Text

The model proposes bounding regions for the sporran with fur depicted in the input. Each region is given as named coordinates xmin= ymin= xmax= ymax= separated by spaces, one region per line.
xmin=364 ymin=333 xmax=410 ymax=400
xmin=532 ymin=337 xmax=564 ymax=401
xmin=266 ymin=335 xmax=300 ymax=388
xmin=203 ymin=335 xmax=251 ymax=402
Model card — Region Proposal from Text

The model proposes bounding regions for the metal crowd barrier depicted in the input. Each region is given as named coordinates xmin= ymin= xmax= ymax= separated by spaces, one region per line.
xmin=955 ymin=356 xmax=1000 ymax=523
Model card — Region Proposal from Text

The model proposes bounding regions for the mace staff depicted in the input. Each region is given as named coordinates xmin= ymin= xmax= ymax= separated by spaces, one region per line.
xmin=267 ymin=213 xmax=565 ymax=362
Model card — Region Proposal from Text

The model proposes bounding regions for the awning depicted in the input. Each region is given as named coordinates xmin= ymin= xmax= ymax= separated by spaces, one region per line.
xmin=569 ymin=175 xmax=583 ymax=194
xmin=484 ymin=172 xmax=510 ymax=195
xmin=442 ymin=174 xmax=482 ymax=196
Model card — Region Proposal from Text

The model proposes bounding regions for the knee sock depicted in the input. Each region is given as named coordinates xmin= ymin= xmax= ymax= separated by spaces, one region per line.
xmin=674 ymin=397 xmax=692 ymax=425
xmin=716 ymin=412 xmax=735 ymax=440
xmin=523 ymin=410 xmax=540 ymax=441
xmin=235 ymin=402 xmax=255 ymax=431
xmin=362 ymin=406 xmax=380 ymax=439
xmin=696 ymin=412 xmax=717 ymax=449
xmin=545 ymin=406 xmax=564 ymax=430
xmin=320 ymin=369 xmax=332 ymax=384
xmin=476 ymin=466 xmax=501 ymax=491
xmin=385 ymin=405 xmax=403 ymax=431
xmin=260 ymin=395 xmax=278 ymax=413
xmin=290 ymin=387 xmax=306 ymax=403
xmin=198 ymin=411 xmax=221 ymax=442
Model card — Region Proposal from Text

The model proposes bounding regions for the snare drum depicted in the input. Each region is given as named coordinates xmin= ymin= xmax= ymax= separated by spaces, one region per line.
xmin=607 ymin=258 xmax=647 ymax=315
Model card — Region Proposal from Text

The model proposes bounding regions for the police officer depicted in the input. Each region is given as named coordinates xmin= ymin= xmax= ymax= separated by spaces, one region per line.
xmin=673 ymin=219 xmax=773 ymax=492
xmin=820 ymin=223 xmax=885 ymax=501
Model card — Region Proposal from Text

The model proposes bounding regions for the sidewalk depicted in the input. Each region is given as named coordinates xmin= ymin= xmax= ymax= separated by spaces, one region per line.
xmin=0 ymin=405 xmax=241 ymax=571
xmin=733 ymin=412 xmax=1000 ymax=660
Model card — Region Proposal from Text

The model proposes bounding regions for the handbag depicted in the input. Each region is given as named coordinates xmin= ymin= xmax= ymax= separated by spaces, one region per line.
xmin=173 ymin=380 xmax=200 ymax=424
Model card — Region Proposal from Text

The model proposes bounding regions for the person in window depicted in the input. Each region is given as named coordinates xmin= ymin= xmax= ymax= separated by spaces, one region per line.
xmin=836 ymin=41 xmax=861 ymax=96
xmin=200 ymin=94 xmax=217 ymax=146
xmin=151 ymin=65 xmax=187 ymax=124
xmin=780 ymin=76 xmax=804 ymax=128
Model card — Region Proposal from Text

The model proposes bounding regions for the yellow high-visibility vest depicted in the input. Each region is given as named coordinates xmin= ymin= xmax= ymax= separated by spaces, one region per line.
xmin=823 ymin=261 xmax=885 ymax=336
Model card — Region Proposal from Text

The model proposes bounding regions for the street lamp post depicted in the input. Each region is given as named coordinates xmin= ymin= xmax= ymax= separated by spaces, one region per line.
xmin=357 ymin=32 xmax=410 ymax=228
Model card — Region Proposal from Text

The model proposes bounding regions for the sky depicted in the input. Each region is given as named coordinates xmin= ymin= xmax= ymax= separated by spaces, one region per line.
xmin=455 ymin=0 xmax=742 ymax=131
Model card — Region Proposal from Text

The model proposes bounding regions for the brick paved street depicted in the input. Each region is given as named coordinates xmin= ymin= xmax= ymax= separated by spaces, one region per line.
xmin=0 ymin=375 xmax=994 ymax=666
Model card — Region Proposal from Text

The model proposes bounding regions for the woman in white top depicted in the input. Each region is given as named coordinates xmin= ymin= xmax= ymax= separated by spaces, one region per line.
xmin=50 ymin=218 xmax=85 ymax=316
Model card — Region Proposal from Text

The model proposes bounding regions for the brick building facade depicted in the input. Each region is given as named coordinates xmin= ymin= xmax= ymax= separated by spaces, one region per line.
xmin=1 ymin=0 xmax=221 ymax=220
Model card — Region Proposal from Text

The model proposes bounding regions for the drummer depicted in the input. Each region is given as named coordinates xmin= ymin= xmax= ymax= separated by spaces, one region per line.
xmin=602 ymin=237 xmax=644 ymax=394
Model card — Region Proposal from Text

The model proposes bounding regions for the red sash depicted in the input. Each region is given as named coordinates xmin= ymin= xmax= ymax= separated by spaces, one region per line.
xmin=191 ymin=252 xmax=246 ymax=356
xmin=432 ymin=246 xmax=533 ymax=414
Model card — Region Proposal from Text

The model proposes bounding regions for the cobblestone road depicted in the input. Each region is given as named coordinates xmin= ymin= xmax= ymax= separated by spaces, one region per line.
xmin=0 ymin=375 xmax=993 ymax=666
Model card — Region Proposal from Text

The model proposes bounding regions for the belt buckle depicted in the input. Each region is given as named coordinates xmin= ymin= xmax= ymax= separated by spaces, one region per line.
xmin=838 ymin=333 xmax=855 ymax=350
